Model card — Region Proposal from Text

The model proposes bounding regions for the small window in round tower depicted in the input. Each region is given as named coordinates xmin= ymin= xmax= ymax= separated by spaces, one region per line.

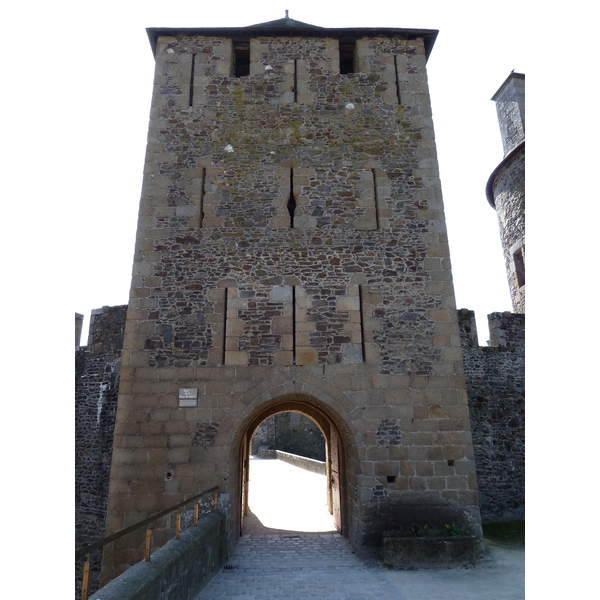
xmin=513 ymin=248 xmax=525 ymax=288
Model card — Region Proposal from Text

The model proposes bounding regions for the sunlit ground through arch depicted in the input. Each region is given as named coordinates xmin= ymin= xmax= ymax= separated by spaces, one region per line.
xmin=244 ymin=456 xmax=337 ymax=534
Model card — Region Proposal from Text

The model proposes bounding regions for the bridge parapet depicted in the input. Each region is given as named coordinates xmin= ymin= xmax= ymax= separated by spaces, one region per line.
xmin=90 ymin=512 xmax=226 ymax=600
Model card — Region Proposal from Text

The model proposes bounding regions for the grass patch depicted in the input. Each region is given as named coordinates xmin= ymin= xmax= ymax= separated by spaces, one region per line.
xmin=482 ymin=520 xmax=525 ymax=546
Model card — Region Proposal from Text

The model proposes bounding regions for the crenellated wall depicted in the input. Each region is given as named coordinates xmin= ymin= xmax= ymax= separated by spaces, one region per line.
xmin=75 ymin=305 xmax=127 ymax=598
xmin=75 ymin=305 xmax=525 ymax=561
xmin=75 ymin=23 xmax=525 ymax=596
xmin=457 ymin=309 xmax=525 ymax=522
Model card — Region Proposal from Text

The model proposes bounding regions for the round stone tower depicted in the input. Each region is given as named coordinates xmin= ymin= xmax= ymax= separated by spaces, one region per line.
xmin=486 ymin=72 xmax=525 ymax=313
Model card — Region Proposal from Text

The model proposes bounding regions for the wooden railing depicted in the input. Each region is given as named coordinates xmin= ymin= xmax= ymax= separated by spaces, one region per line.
xmin=76 ymin=486 xmax=219 ymax=600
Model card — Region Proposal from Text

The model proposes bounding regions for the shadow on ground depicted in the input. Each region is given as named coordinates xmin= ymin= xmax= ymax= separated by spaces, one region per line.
xmin=482 ymin=520 xmax=525 ymax=548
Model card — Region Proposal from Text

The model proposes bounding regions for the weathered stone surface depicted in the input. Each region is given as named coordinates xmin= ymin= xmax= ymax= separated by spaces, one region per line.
xmin=81 ymin=22 xmax=490 ymax=588
xmin=491 ymin=149 xmax=525 ymax=313
xmin=88 ymin=513 xmax=226 ymax=600
xmin=488 ymin=73 xmax=525 ymax=314
xmin=252 ymin=414 xmax=326 ymax=462
xmin=381 ymin=532 xmax=479 ymax=569
xmin=75 ymin=306 xmax=127 ymax=598
xmin=457 ymin=309 xmax=524 ymax=522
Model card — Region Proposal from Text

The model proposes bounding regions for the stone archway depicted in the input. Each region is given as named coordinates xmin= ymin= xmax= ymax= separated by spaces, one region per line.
xmin=230 ymin=393 xmax=355 ymax=543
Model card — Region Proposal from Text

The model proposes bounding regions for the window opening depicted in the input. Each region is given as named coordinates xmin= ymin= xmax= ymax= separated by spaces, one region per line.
xmin=293 ymin=59 xmax=298 ymax=103
xmin=288 ymin=168 xmax=296 ymax=228
xmin=189 ymin=54 xmax=196 ymax=106
xmin=393 ymin=55 xmax=402 ymax=104
xmin=222 ymin=287 xmax=228 ymax=365
xmin=339 ymin=40 xmax=356 ymax=74
xmin=372 ymin=169 xmax=380 ymax=230
xmin=292 ymin=286 xmax=296 ymax=365
xmin=198 ymin=167 xmax=206 ymax=228
xmin=514 ymin=248 xmax=525 ymax=287
xmin=233 ymin=41 xmax=250 ymax=77
xmin=359 ymin=285 xmax=366 ymax=362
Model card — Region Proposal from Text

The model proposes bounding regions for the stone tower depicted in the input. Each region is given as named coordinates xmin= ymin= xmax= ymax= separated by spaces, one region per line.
xmin=486 ymin=72 xmax=525 ymax=313
xmin=101 ymin=15 xmax=483 ymax=583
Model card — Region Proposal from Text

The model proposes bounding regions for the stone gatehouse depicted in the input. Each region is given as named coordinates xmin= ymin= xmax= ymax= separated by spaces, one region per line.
xmin=81 ymin=14 xmax=506 ymax=588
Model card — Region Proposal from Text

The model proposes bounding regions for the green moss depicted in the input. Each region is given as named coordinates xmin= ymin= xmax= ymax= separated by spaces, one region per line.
xmin=232 ymin=84 xmax=245 ymax=111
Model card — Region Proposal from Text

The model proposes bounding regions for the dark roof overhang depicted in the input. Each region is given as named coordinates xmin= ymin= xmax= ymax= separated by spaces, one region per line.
xmin=491 ymin=71 xmax=525 ymax=102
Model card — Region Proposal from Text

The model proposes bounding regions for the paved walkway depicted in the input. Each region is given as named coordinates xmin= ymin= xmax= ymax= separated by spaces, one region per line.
xmin=196 ymin=457 xmax=525 ymax=599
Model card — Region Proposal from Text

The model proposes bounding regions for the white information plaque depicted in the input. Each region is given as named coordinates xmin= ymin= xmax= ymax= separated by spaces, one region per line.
xmin=178 ymin=388 xmax=198 ymax=407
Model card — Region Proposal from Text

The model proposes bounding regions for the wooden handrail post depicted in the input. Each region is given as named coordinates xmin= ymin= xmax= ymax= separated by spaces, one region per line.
xmin=145 ymin=529 xmax=152 ymax=561
xmin=81 ymin=553 xmax=90 ymax=600
xmin=176 ymin=513 xmax=181 ymax=539
xmin=214 ymin=492 xmax=218 ymax=511
xmin=194 ymin=503 xmax=199 ymax=526
xmin=75 ymin=485 xmax=218 ymax=561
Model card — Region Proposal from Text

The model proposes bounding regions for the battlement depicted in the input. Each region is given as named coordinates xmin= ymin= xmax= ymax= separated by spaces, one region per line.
xmin=457 ymin=308 xmax=525 ymax=522
xmin=136 ymin=29 xmax=443 ymax=237
xmin=75 ymin=306 xmax=127 ymax=597
xmin=85 ymin=305 xmax=128 ymax=353
xmin=457 ymin=308 xmax=524 ymax=352
xmin=75 ymin=313 xmax=84 ymax=347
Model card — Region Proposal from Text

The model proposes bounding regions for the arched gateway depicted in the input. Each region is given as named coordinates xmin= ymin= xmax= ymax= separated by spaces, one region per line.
xmin=100 ymin=15 xmax=484 ymax=586
xmin=231 ymin=392 xmax=357 ymax=541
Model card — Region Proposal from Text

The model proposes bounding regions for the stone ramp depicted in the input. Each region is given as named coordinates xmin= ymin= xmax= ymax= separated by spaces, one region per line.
xmin=196 ymin=457 xmax=399 ymax=598
xmin=195 ymin=532 xmax=400 ymax=600
xmin=196 ymin=530 xmax=525 ymax=600
xmin=196 ymin=458 xmax=524 ymax=600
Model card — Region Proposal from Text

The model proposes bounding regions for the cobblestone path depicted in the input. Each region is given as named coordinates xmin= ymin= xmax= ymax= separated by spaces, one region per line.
xmin=195 ymin=458 xmax=524 ymax=600
xmin=195 ymin=531 xmax=401 ymax=600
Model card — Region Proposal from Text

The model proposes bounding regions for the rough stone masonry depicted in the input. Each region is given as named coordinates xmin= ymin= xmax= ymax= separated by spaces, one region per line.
xmin=99 ymin=16 xmax=484 ymax=585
